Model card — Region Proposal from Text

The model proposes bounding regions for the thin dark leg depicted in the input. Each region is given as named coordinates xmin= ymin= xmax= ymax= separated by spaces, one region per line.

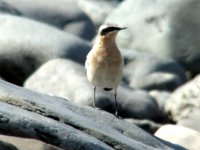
xmin=93 ymin=85 xmax=96 ymax=108
xmin=114 ymin=88 xmax=118 ymax=117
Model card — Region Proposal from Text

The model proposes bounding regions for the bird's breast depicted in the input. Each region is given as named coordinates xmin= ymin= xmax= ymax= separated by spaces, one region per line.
xmin=86 ymin=47 xmax=122 ymax=88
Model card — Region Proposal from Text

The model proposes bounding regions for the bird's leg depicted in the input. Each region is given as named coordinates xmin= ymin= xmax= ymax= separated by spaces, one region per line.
xmin=93 ymin=85 xmax=96 ymax=108
xmin=114 ymin=88 xmax=119 ymax=117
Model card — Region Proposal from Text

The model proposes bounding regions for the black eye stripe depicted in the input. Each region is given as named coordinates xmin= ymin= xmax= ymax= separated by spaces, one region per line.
xmin=100 ymin=27 xmax=121 ymax=35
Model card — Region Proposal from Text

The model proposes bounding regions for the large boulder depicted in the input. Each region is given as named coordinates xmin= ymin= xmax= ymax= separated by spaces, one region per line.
xmin=0 ymin=14 xmax=91 ymax=85
xmin=106 ymin=0 xmax=200 ymax=74
xmin=0 ymin=0 xmax=95 ymax=40
xmin=0 ymin=79 xmax=185 ymax=150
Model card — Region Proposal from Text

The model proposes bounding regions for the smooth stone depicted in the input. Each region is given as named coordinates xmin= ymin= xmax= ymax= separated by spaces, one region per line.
xmin=155 ymin=125 xmax=200 ymax=150
xmin=0 ymin=0 xmax=95 ymax=40
xmin=0 ymin=14 xmax=91 ymax=85
xmin=122 ymin=49 xmax=186 ymax=91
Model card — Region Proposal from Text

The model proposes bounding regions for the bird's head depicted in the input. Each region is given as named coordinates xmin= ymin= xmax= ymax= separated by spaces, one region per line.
xmin=98 ymin=23 xmax=127 ymax=39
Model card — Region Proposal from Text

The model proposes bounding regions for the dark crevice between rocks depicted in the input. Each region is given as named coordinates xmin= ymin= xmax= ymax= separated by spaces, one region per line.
xmin=46 ymin=114 xmax=61 ymax=121
xmin=0 ymin=140 xmax=19 ymax=150
xmin=34 ymin=128 xmax=59 ymax=146
xmin=22 ymin=105 xmax=62 ymax=122
xmin=0 ymin=55 xmax=38 ymax=86
xmin=0 ymin=115 xmax=10 ymax=124
xmin=0 ymin=99 xmax=61 ymax=122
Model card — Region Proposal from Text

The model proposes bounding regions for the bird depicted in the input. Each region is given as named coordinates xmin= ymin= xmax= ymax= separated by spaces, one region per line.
xmin=85 ymin=23 xmax=126 ymax=116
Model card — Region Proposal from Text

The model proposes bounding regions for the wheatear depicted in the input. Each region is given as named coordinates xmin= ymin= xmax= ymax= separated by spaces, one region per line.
xmin=85 ymin=23 xmax=126 ymax=116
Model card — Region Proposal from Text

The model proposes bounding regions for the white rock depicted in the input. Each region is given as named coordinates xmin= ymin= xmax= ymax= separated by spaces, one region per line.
xmin=155 ymin=124 xmax=200 ymax=150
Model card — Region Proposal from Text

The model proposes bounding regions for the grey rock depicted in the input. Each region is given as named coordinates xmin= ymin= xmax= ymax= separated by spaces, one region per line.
xmin=165 ymin=74 xmax=200 ymax=123
xmin=0 ymin=1 xmax=20 ymax=15
xmin=0 ymin=103 xmax=112 ymax=150
xmin=130 ymin=72 xmax=182 ymax=91
xmin=122 ymin=49 xmax=186 ymax=91
xmin=0 ymin=134 xmax=63 ymax=150
xmin=0 ymin=79 xmax=185 ymax=150
xmin=125 ymin=118 xmax=162 ymax=134
xmin=76 ymin=0 xmax=122 ymax=28
xmin=0 ymin=0 xmax=95 ymax=40
xmin=117 ymin=87 xmax=160 ymax=120
xmin=149 ymin=90 xmax=171 ymax=121
xmin=24 ymin=58 xmax=161 ymax=120
xmin=106 ymin=0 xmax=200 ymax=74
xmin=0 ymin=14 xmax=91 ymax=85
xmin=25 ymin=58 xmax=110 ymax=107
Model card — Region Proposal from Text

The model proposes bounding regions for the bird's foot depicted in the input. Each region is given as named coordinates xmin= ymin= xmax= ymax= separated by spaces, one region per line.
xmin=115 ymin=110 xmax=121 ymax=118
xmin=92 ymin=105 xmax=101 ymax=110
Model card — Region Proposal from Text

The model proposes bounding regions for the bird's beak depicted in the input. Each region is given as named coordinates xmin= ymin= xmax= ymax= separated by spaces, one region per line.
xmin=119 ymin=27 xmax=127 ymax=30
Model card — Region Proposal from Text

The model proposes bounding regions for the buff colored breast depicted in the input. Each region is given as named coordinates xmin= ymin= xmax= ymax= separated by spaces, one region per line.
xmin=86 ymin=36 xmax=122 ymax=89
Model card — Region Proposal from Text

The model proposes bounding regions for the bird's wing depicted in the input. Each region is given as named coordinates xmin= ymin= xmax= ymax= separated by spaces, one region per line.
xmin=85 ymin=58 xmax=88 ymax=69
xmin=121 ymin=54 xmax=124 ymax=68
xmin=85 ymin=50 xmax=91 ymax=69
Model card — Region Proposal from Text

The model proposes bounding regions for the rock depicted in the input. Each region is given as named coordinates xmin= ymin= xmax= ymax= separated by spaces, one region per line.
xmin=0 ymin=134 xmax=63 ymax=150
xmin=117 ymin=87 xmax=161 ymax=120
xmin=0 ymin=79 xmax=186 ymax=150
xmin=76 ymin=0 xmax=122 ymax=28
xmin=0 ymin=1 xmax=20 ymax=15
xmin=106 ymin=0 xmax=200 ymax=74
xmin=0 ymin=103 xmax=112 ymax=150
xmin=0 ymin=0 xmax=95 ymax=40
xmin=125 ymin=118 xmax=162 ymax=134
xmin=122 ymin=49 xmax=186 ymax=91
xmin=165 ymin=74 xmax=200 ymax=122
xmin=24 ymin=58 xmax=161 ymax=120
xmin=25 ymin=58 xmax=110 ymax=107
xmin=130 ymin=72 xmax=182 ymax=91
xmin=149 ymin=90 xmax=171 ymax=121
xmin=0 ymin=14 xmax=91 ymax=85
xmin=155 ymin=125 xmax=200 ymax=150
xmin=177 ymin=110 xmax=200 ymax=132
xmin=0 ymin=140 xmax=18 ymax=150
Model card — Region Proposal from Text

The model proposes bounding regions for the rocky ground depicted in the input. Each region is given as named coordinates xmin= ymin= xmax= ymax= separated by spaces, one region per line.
xmin=0 ymin=0 xmax=199 ymax=150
